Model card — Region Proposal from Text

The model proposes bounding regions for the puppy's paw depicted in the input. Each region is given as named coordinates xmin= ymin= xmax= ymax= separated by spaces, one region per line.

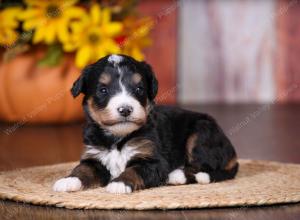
xmin=106 ymin=181 xmax=132 ymax=194
xmin=167 ymin=168 xmax=186 ymax=185
xmin=195 ymin=172 xmax=210 ymax=184
xmin=53 ymin=177 xmax=82 ymax=192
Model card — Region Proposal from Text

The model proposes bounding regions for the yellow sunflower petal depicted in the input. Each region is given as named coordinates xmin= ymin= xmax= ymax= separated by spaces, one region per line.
xmin=95 ymin=45 xmax=106 ymax=60
xmin=24 ymin=0 xmax=48 ymax=7
xmin=63 ymin=41 xmax=78 ymax=52
xmin=101 ymin=8 xmax=111 ymax=24
xmin=103 ymin=23 xmax=123 ymax=36
xmin=104 ymin=39 xmax=121 ymax=53
xmin=3 ymin=7 xmax=22 ymax=16
xmin=57 ymin=21 xmax=70 ymax=43
xmin=89 ymin=27 xmax=102 ymax=37
xmin=131 ymin=47 xmax=144 ymax=61
xmin=44 ymin=23 xmax=56 ymax=44
xmin=60 ymin=0 xmax=78 ymax=8
xmin=3 ymin=7 xmax=22 ymax=26
xmin=0 ymin=29 xmax=19 ymax=46
xmin=2 ymin=19 xmax=19 ymax=29
xmin=64 ymin=7 xmax=86 ymax=20
xmin=23 ymin=19 xmax=44 ymax=30
xmin=70 ymin=21 xmax=86 ymax=33
xmin=18 ymin=9 xmax=42 ymax=20
xmin=90 ymin=4 xmax=101 ymax=24
xmin=75 ymin=46 xmax=92 ymax=68
xmin=33 ymin=26 xmax=46 ymax=44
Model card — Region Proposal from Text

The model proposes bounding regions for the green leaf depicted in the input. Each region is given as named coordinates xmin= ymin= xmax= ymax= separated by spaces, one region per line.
xmin=38 ymin=44 xmax=63 ymax=67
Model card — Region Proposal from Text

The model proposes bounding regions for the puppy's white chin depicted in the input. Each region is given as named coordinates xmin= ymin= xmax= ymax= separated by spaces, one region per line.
xmin=104 ymin=122 xmax=140 ymax=136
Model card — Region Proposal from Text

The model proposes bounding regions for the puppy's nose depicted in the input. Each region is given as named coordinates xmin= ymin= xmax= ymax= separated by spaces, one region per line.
xmin=117 ymin=105 xmax=133 ymax=117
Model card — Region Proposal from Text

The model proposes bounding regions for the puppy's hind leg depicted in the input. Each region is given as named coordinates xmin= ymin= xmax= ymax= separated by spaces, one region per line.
xmin=184 ymin=118 xmax=239 ymax=184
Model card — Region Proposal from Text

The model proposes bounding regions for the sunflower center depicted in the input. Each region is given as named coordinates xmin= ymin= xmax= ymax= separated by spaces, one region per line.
xmin=46 ymin=5 xmax=61 ymax=18
xmin=88 ymin=33 xmax=100 ymax=44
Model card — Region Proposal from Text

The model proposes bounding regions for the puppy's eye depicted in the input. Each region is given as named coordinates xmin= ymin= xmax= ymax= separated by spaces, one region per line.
xmin=100 ymin=87 xmax=108 ymax=94
xmin=135 ymin=86 xmax=144 ymax=95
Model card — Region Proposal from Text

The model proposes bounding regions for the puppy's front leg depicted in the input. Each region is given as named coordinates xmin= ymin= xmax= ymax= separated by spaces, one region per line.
xmin=53 ymin=159 xmax=110 ymax=192
xmin=106 ymin=160 xmax=168 ymax=194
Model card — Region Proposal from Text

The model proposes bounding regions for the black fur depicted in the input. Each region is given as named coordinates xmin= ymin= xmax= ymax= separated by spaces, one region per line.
xmin=65 ymin=54 xmax=238 ymax=193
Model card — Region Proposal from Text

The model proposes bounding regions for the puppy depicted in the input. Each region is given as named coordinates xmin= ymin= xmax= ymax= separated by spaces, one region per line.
xmin=53 ymin=54 xmax=238 ymax=194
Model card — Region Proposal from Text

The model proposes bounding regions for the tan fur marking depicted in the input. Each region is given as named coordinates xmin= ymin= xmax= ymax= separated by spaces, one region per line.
xmin=114 ymin=167 xmax=144 ymax=190
xmin=99 ymin=73 xmax=111 ymax=85
xmin=186 ymin=133 xmax=198 ymax=162
xmin=225 ymin=156 xmax=238 ymax=171
xmin=145 ymin=100 xmax=152 ymax=114
xmin=127 ymin=137 xmax=154 ymax=159
xmin=87 ymin=98 xmax=112 ymax=126
xmin=132 ymin=73 xmax=142 ymax=84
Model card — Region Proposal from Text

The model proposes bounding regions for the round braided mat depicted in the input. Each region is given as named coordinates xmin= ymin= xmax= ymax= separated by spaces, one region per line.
xmin=0 ymin=159 xmax=299 ymax=210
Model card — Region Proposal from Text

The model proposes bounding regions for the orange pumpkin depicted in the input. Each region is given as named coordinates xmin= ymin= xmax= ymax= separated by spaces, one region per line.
xmin=0 ymin=49 xmax=84 ymax=123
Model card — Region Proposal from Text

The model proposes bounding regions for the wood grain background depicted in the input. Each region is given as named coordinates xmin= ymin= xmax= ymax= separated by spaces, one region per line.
xmin=138 ymin=0 xmax=178 ymax=104
xmin=179 ymin=0 xmax=277 ymax=103
xmin=276 ymin=0 xmax=300 ymax=102
xmin=140 ymin=0 xmax=300 ymax=104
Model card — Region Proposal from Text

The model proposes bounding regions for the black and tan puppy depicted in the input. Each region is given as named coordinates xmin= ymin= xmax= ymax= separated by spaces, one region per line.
xmin=53 ymin=54 xmax=238 ymax=194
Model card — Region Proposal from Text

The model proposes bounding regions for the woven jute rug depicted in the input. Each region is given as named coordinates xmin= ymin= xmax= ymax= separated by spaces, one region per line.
xmin=0 ymin=159 xmax=299 ymax=210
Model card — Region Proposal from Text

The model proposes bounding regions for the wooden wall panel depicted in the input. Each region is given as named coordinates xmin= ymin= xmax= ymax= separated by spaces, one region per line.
xmin=137 ymin=0 xmax=300 ymax=104
xmin=276 ymin=0 xmax=300 ymax=102
xmin=138 ymin=0 xmax=178 ymax=104
xmin=179 ymin=0 xmax=277 ymax=103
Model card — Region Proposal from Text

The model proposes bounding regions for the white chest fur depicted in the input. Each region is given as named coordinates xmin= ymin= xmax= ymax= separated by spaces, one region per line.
xmin=84 ymin=145 xmax=138 ymax=179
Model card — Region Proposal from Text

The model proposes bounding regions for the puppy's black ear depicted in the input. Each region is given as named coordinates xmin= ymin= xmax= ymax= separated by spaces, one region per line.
xmin=71 ymin=65 xmax=91 ymax=98
xmin=140 ymin=61 xmax=158 ymax=101
xmin=71 ymin=75 xmax=84 ymax=98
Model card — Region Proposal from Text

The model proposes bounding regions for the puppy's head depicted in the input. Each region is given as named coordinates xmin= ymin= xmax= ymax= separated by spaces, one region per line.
xmin=71 ymin=54 xmax=158 ymax=136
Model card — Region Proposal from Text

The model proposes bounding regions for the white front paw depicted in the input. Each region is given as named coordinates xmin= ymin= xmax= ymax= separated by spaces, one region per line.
xmin=53 ymin=177 xmax=82 ymax=192
xmin=106 ymin=182 xmax=132 ymax=194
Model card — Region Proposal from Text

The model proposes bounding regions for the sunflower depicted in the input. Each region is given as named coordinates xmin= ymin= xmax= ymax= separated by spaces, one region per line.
xmin=63 ymin=4 xmax=123 ymax=68
xmin=0 ymin=7 xmax=22 ymax=47
xmin=121 ymin=17 xmax=153 ymax=61
xmin=19 ymin=0 xmax=85 ymax=44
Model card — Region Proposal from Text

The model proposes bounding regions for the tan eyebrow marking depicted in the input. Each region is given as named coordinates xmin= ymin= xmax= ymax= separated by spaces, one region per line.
xmin=132 ymin=73 xmax=142 ymax=84
xmin=99 ymin=73 xmax=111 ymax=85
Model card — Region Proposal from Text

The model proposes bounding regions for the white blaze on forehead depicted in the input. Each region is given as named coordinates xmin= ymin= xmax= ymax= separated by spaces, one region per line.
xmin=114 ymin=68 xmax=139 ymax=111
xmin=108 ymin=54 xmax=123 ymax=64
